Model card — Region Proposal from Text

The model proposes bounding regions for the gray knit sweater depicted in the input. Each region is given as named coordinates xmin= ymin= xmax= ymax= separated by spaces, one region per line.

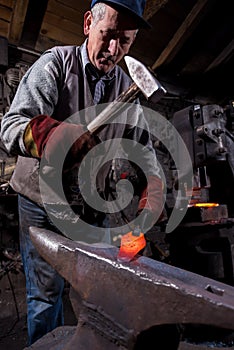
xmin=1 ymin=42 xmax=160 ymax=211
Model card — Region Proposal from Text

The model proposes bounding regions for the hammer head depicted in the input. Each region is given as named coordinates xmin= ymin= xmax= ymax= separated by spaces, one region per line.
xmin=124 ymin=55 xmax=167 ymax=103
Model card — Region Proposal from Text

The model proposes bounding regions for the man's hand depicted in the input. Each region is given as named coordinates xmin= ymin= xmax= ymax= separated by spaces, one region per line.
xmin=137 ymin=175 xmax=164 ymax=232
xmin=23 ymin=115 xmax=99 ymax=170
xmin=44 ymin=123 xmax=99 ymax=170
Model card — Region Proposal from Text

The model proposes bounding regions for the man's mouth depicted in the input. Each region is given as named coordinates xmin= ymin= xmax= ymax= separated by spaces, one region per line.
xmin=99 ymin=54 xmax=116 ymax=65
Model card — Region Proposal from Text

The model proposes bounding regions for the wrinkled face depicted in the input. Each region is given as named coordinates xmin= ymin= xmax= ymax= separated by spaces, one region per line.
xmin=84 ymin=5 xmax=138 ymax=74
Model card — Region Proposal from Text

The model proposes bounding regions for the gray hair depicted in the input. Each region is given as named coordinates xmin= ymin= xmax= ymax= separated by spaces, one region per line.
xmin=91 ymin=3 xmax=106 ymax=26
xmin=91 ymin=2 xmax=138 ymax=37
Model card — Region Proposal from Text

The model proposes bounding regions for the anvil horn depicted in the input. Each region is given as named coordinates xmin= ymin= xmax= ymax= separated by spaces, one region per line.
xmin=29 ymin=226 xmax=78 ymax=285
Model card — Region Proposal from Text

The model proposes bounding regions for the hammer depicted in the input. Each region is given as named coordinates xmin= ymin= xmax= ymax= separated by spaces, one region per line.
xmin=87 ymin=55 xmax=167 ymax=133
xmin=41 ymin=56 xmax=166 ymax=177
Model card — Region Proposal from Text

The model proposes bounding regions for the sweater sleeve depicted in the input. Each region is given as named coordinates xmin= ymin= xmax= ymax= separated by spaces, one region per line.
xmin=0 ymin=51 xmax=62 ymax=156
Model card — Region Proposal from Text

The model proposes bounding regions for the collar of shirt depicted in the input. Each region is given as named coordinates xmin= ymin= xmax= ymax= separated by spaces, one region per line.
xmin=80 ymin=39 xmax=116 ymax=84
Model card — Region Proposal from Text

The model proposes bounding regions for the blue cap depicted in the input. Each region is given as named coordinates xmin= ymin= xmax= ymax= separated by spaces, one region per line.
xmin=90 ymin=0 xmax=151 ymax=29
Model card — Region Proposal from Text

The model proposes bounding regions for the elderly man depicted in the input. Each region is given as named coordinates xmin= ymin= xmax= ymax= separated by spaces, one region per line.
xmin=1 ymin=0 xmax=163 ymax=345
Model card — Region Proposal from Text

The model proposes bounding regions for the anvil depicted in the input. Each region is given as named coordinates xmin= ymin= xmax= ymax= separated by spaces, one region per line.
xmin=28 ymin=227 xmax=234 ymax=350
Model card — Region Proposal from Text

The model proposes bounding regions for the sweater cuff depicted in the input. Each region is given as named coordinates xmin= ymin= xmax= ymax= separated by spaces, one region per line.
xmin=23 ymin=115 xmax=60 ymax=158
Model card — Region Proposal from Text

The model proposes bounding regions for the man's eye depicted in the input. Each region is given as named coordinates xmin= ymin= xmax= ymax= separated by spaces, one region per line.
xmin=100 ymin=30 xmax=112 ymax=40
xmin=120 ymin=38 xmax=131 ymax=45
xmin=99 ymin=30 xmax=131 ymax=45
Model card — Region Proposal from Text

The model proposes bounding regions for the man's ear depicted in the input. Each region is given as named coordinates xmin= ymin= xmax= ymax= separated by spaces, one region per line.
xmin=84 ymin=11 xmax=92 ymax=36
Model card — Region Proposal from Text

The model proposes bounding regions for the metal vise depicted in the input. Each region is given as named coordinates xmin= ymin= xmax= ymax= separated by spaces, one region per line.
xmin=29 ymin=227 xmax=234 ymax=349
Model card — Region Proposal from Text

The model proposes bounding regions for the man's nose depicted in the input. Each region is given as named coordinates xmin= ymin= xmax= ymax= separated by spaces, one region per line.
xmin=108 ymin=39 xmax=119 ymax=56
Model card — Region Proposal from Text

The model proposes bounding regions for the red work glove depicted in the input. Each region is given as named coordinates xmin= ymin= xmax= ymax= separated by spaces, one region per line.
xmin=23 ymin=115 xmax=99 ymax=170
xmin=137 ymin=175 xmax=164 ymax=232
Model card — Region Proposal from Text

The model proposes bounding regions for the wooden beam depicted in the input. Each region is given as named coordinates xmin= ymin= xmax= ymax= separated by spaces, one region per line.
xmin=19 ymin=0 xmax=48 ymax=49
xmin=144 ymin=0 xmax=168 ymax=20
xmin=55 ymin=0 xmax=89 ymax=10
xmin=0 ymin=3 xmax=11 ymax=39
xmin=0 ymin=0 xmax=14 ymax=8
xmin=0 ymin=19 xmax=9 ymax=38
xmin=151 ymin=0 xmax=209 ymax=70
xmin=0 ymin=4 xmax=12 ymax=22
xmin=205 ymin=40 xmax=234 ymax=72
xmin=43 ymin=11 xmax=83 ymax=35
xmin=39 ymin=21 xmax=84 ymax=46
xmin=47 ymin=0 xmax=85 ymax=24
xmin=8 ymin=0 xmax=29 ymax=44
